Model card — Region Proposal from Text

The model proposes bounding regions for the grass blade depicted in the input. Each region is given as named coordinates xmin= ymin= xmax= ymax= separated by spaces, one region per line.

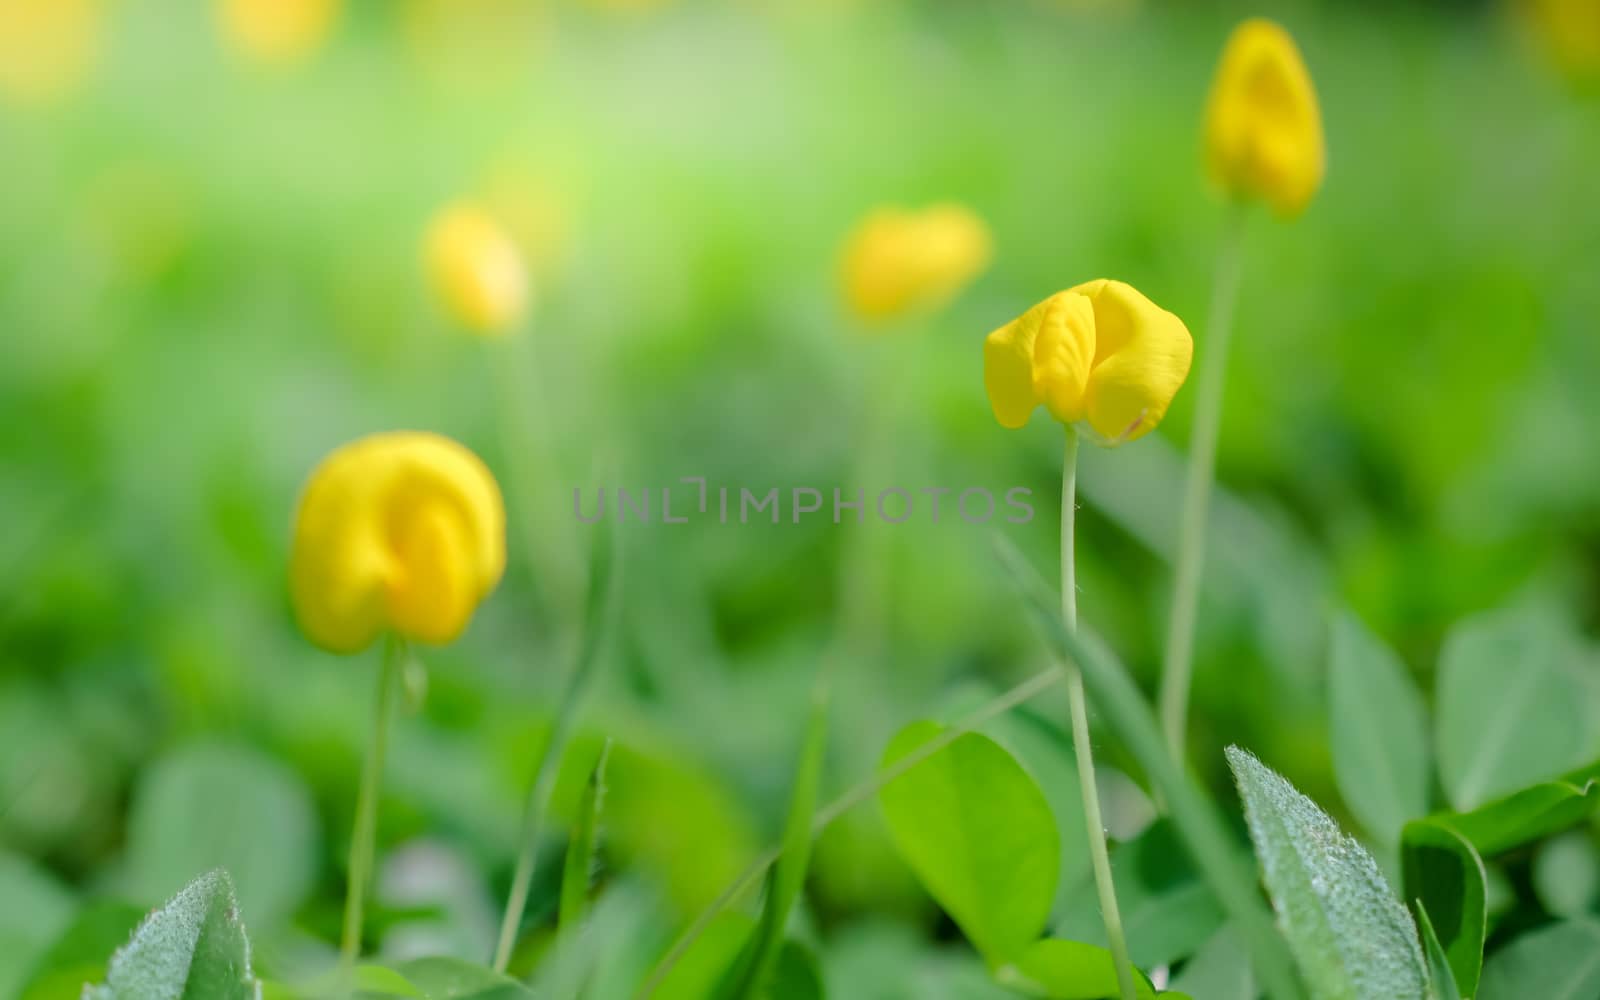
xmin=559 ymin=739 xmax=613 ymax=931
xmin=718 ymin=688 xmax=829 ymax=998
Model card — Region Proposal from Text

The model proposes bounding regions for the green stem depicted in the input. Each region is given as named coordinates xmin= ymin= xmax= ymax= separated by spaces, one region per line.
xmin=1060 ymin=430 xmax=1140 ymax=1000
xmin=1158 ymin=204 xmax=1246 ymax=761
xmin=493 ymin=636 xmax=596 ymax=973
xmin=341 ymin=634 xmax=403 ymax=965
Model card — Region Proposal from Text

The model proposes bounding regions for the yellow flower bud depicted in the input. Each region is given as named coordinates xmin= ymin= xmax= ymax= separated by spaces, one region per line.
xmin=840 ymin=204 xmax=993 ymax=325
xmin=219 ymin=0 xmax=342 ymax=67
xmin=1203 ymin=19 xmax=1326 ymax=218
xmin=0 ymin=0 xmax=101 ymax=108
xmin=291 ymin=432 xmax=506 ymax=654
xmin=984 ymin=280 xmax=1193 ymax=446
xmin=424 ymin=202 xmax=531 ymax=337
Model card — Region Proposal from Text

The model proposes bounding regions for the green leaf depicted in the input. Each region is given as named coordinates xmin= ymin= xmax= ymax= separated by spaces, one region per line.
xmin=651 ymin=913 xmax=819 ymax=1000
xmin=1436 ymin=760 xmax=1600 ymax=856
xmin=1167 ymin=926 xmax=1253 ymax=1000
xmin=1399 ymin=820 xmax=1486 ymax=997
xmin=994 ymin=536 xmax=1305 ymax=1000
xmin=16 ymin=902 xmax=146 ymax=1000
xmin=391 ymin=957 xmax=537 ymax=999
xmin=1226 ymin=747 xmax=1427 ymax=1000
xmin=1436 ymin=610 xmax=1588 ymax=811
xmin=0 ymin=851 xmax=76 ymax=1000
xmin=993 ymin=938 xmax=1157 ymax=999
xmin=125 ymin=743 xmax=320 ymax=930
xmin=1054 ymin=820 xmax=1222 ymax=971
xmin=722 ymin=691 xmax=829 ymax=998
xmin=1477 ymin=920 xmax=1600 ymax=1000
xmin=1328 ymin=613 xmax=1430 ymax=843
xmin=1415 ymin=904 xmax=1461 ymax=1000
xmin=558 ymin=739 xmax=612 ymax=930
xmin=1532 ymin=832 xmax=1600 ymax=918
xmin=84 ymin=869 xmax=260 ymax=1000
xmin=877 ymin=720 xmax=1058 ymax=963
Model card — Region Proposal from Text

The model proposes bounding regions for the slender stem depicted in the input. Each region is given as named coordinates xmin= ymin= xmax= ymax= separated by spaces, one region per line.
xmin=1059 ymin=430 xmax=1139 ymax=1000
xmin=636 ymin=667 xmax=1064 ymax=999
xmin=493 ymin=641 xmax=595 ymax=972
xmin=1157 ymin=204 xmax=1246 ymax=761
xmin=341 ymin=634 xmax=403 ymax=965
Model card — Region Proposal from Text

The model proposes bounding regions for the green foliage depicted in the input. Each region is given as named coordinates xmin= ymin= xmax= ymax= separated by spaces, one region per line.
xmin=721 ymin=692 xmax=829 ymax=999
xmin=1476 ymin=920 xmax=1600 ymax=1000
xmin=1166 ymin=927 xmax=1253 ymax=1000
xmin=558 ymin=739 xmax=612 ymax=931
xmin=1226 ymin=747 xmax=1427 ymax=1000
xmin=997 ymin=538 xmax=1303 ymax=1000
xmin=1435 ymin=611 xmax=1589 ymax=812
xmin=15 ymin=902 xmax=146 ymax=1000
xmin=877 ymin=721 xmax=1059 ymax=964
xmin=124 ymin=743 xmax=320 ymax=931
xmin=1327 ymin=613 xmax=1430 ymax=844
xmin=993 ymin=939 xmax=1158 ymax=999
xmin=1532 ymin=832 xmax=1600 ymax=918
xmin=653 ymin=913 xmax=821 ymax=1000
xmin=0 ymin=851 xmax=76 ymax=1000
xmin=84 ymin=870 xmax=260 ymax=1000
xmin=1399 ymin=821 xmax=1486 ymax=997
xmin=1415 ymin=905 xmax=1461 ymax=1000
xmin=1054 ymin=821 xmax=1222 ymax=971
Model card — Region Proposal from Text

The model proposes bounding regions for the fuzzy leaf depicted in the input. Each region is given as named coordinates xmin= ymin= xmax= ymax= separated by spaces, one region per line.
xmin=1226 ymin=747 xmax=1426 ymax=1000
xmin=84 ymin=870 xmax=260 ymax=1000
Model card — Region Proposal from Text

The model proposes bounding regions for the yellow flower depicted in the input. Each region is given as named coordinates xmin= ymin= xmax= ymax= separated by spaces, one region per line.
xmin=984 ymin=281 xmax=1192 ymax=445
xmin=218 ymin=0 xmax=342 ymax=67
xmin=840 ymin=204 xmax=992 ymax=325
xmin=425 ymin=202 xmax=531 ymax=337
xmin=1517 ymin=0 xmax=1600 ymax=83
xmin=1203 ymin=19 xmax=1325 ymax=217
xmin=0 ymin=0 xmax=101 ymax=108
xmin=291 ymin=432 xmax=506 ymax=654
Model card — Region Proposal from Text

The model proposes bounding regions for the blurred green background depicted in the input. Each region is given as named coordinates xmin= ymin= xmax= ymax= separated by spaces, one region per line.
xmin=2 ymin=0 xmax=1597 ymax=995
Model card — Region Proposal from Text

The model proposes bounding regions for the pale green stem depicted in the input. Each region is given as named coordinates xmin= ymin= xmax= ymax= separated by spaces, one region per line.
xmin=493 ymin=638 xmax=594 ymax=972
xmin=341 ymin=634 xmax=403 ymax=965
xmin=1060 ymin=429 xmax=1139 ymax=1000
xmin=1157 ymin=205 xmax=1246 ymax=761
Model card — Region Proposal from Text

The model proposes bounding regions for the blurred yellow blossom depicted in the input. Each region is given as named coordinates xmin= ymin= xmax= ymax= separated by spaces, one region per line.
xmin=984 ymin=280 xmax=1192 ymax=445
xmin=1517 ymin=0 xmax=1600 ymax=82
xmin=1204 ymin=19 xmax=1325 ymax=217
xmin=218 ymin=0 xmax=341 ymax=67
xmin=0 ymin=0 xmax=101 ymax=107
xmin=291 ymin=432 xmax=506 ymax=654
xmin=839 ymin=204 xmax=992 ymax=325
xmin=425 ymin=202 xmax=531 ymax=337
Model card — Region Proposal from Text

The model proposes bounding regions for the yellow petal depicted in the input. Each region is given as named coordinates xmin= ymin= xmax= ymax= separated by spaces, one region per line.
xmin=1030 ymin=292 xmax=1098 ymax=426
xmin=0 ymin=0 xmax=101 ymax=107
xmin=425 ymin=202 xmax=530 ymax=337
xmin=219 ymin=0 xmax=342 ymax=67
xmin=291 ymin=431 xmax=506 ymax=654
xmin=1203 ymin=19 xmax=1325 ymax=217
xmin=840 ymin=203 xmax=992 ymax=325
xmin=1069 ymin=279 xmax=1194 ymax=445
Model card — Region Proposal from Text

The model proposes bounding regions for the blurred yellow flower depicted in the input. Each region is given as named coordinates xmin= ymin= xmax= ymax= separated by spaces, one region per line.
xmin=425 ymin=202 xmax=531 ymax=337
xmin=1204 ymin=19 xmax=1325 ymax=217
xmin=0 ymin=0 xmax=101 ymax=107
xmin=291 ymin=431 xmax=506 ymax=654
xmin=1517 ymin=0 xmax=1600 ymax=82
xmin=218 ymin=0 xmax=341 ymax=67
xmin=984 ymin=280 xmax=1192 ymax=445
xmin=840 ymin=204 xmax=992 ymax=325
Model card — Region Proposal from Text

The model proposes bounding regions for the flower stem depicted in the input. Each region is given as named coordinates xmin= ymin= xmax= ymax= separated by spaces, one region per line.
xmin=341 ymin=634 xmax=403 ymax=966
xmin=1059 ymin=428 xmax=1139 ymax=1000
xmin=1157 ymin=204 xmax=1246 ymax=761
